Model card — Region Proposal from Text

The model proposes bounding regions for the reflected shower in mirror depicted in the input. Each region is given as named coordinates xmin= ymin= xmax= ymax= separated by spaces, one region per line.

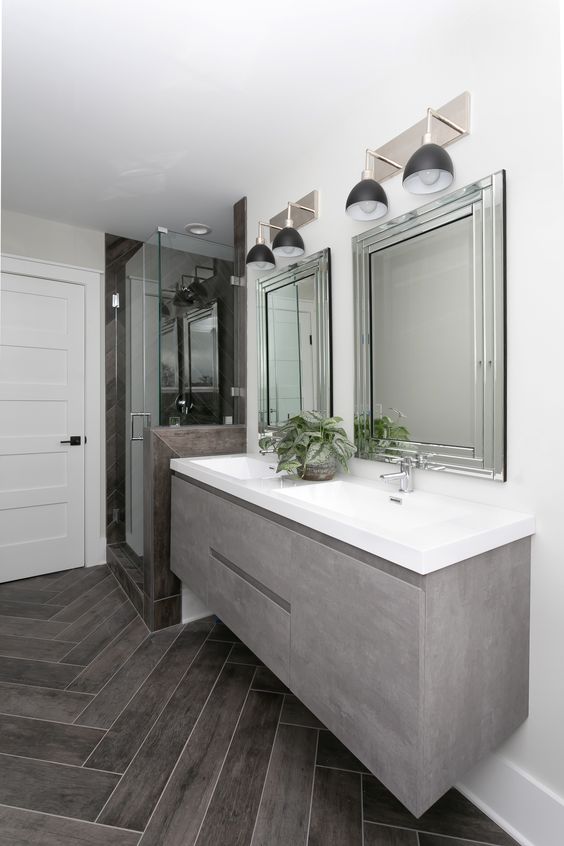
xmin=354 ymin=172 xmax=506 ymax=480
xmin=257 ymin=249 xmax=331 ymax=430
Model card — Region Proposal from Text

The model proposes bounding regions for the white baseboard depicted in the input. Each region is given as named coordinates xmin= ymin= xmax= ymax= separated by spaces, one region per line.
xmin=458 ymin=754 xmax=564 ymax=846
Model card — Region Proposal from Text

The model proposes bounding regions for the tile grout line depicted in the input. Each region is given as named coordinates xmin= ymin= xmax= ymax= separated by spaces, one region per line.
xmin=0 ymin=710 xmax=100 ymax=730
xmin=0 ymin=801 xmax=143 ymax=836
xmin=0 ymin=749 xmax=121 ymax=776
xmin=191 ymin=666 xmax=258 ymax=846
xmin=0 ymin=651 xmax=82 ymax=666
xmin=105 ymin=648 xmax=236 ymax=832
xmin=91 ymin=631 xmax=224 ymax=821
xmin=54 ymin=578 xmax=131 ymax=646
xmin=63 ymin=614 xmax=147 ymax=694
xmin=247 ymin=691 xmax=285 ymax=845
xmin=304 ymin=728 xmax=320 ymax=845
xmin=316 ymin=762 xmax=369 ymax=776
xmin=57 ymin=594 xmax=137 ymax=666
xmin=46 ymin=565 xmax=110 ymax=606
xmin=363 ymin=819 xmax=510 ymax=846
xmin=70 ymin=620 xmax=185 ymax=725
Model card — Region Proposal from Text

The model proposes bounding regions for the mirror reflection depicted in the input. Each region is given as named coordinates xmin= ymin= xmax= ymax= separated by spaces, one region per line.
xmin=257 ymin=249 xmax=331 ymax=430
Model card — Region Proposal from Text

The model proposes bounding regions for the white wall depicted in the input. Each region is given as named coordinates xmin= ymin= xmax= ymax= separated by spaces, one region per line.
xmin=1 ymin=210 xmax=107 ymax=566
xmin=2 ymin=209 xmax=104 ymax=270
xmin=246 ymin=1 xmax=564 ymax=841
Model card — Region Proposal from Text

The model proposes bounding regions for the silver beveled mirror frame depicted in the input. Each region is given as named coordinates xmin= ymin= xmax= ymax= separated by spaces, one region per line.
xmin=353 ymin=171 xmax=506 ymax=480
xmin=257 ymin=248 xmax=332 ymax=433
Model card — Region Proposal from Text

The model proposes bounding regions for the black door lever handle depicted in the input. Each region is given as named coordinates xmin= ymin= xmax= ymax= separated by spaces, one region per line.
xmin=60 ymin=436 xmax=81 ymax=446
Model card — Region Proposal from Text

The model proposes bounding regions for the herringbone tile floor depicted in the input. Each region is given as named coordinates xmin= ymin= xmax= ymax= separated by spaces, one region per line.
xmin=0 ymin=565 xmax=519 ymax=845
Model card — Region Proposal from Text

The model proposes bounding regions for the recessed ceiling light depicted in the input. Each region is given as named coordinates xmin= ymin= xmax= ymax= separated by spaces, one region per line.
xmin=185 ymin=223 xmax=212 ymax=236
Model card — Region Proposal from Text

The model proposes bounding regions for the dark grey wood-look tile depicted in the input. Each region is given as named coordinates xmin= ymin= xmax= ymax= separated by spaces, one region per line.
xmin=0 ymin=681 xmax=93 ymax=722
xmin=0 ymin=656 xmax=82 ymax=689
xmin=99 ymin=639 xmax=231 ymax=830
xmin=48 ymin=567 xmax=89 ymax=592
xmin=308 ymin=767 xmax=363 ymax=846
xmin=251 ymin=723 xmax=317 ymax=846
xmin=85 ymin=620 xmax=213 ymax=773
xmin=252 ymin=666 xmax=289 ymax=693
xmin=0 ymin=713 xmax=105 ymax=765
xmin=418 ymin=834 xmax=491 ymax=846
xmin=317 ymin=731 xmax=369 ymax=773
xmin=139 ymin=663 xmax=255 ymax=846
xmin=362 ymin=779 xmax=520 ymax=846
xmin=364 ymin=822 xmax=419 ymax=845
xmin=0 ymin=584 xmax=60 ymax=604
xmin=47 ymin=565 xmax=109 ymax=607
xmin=280 ymin=694 xmax=324 ymax=729
xmin=51 ymin=575 xmax=116 ymax=623
xmin=55 ymin=588 xmax=128 ymax=644
xmin=74 ymin=625 xmax=181 ymax=729
xmin=0 ymin=634 xmax=77 ymax=662
xmin=68 ymin=616 xmax=148 ymax=695
xmin=60 ymin=602 xmax=137 ymax=667
xmin=194 ymin=690 xmax=283 ymax=846
xmin=0 ymin=599 xmax=63 ymax=620
xmin=0 ymin=615 xmax=73 ymax=640
xmin=0 ymin=805 xmax=141 ymax=846
xmin=228 ymin=643 xmax=264 ymax=666
xmin=0 ymin=753 xmax=119 ymax=821
xmin=12 ymin=570 xmax=66 ymax=589
xmin=207 ymin=621 xmax=241 ymax=642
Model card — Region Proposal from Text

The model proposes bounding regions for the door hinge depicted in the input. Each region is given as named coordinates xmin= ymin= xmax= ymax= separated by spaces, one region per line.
xmin=112 ymin=293 xmax=120 ymax=309
xmin=231 ymin=386 xmax=245 ymax=397
xmin=230 ymin=275 xmax=246 ymax=287
xmin=157 ymin=226 xmax=168 ymax=234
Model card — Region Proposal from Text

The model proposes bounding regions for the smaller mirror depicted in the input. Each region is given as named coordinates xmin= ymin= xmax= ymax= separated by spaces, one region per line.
xmin=257 ymin=248 xmax=332 ymax=430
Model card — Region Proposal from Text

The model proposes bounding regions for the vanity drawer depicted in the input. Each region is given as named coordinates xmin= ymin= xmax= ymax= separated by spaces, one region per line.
xmin=207 ymin=550 xmax=291 ymax=685
xmin=170 ymin=476 xmax=211 ymax=602
xmin=211 ymin=495 xmax=293 ymax=603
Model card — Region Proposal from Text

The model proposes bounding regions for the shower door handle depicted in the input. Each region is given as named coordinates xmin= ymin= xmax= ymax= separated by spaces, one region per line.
xmin=130 ymin=412 xmax=151 ymax=441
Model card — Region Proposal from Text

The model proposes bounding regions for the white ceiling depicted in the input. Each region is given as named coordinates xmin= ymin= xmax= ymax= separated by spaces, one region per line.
xmin=2 ymin=0 xmax=482 ymax=244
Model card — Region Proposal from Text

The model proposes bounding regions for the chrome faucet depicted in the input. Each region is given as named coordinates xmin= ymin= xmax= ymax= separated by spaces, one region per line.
xmin=380 ymin=456 xmax=415 ymax=493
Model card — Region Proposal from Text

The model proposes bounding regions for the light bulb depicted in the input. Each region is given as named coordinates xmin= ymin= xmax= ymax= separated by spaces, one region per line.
xmin=282 ymin=246 xmax=295 ymax=255
xmin=359 ymin=200 xmax=379 ymax=214
xmin=256 ymin=261 xmax=268 ymax=269
xmin=419 ymin=169 xmax=441 ymax=186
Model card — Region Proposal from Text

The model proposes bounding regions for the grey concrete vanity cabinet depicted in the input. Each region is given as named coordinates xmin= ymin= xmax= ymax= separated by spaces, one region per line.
xmin=170 ymin=473 xmax=531 ymax=817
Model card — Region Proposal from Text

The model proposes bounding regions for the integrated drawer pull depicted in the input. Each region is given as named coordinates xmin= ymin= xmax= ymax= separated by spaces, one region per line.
xmin=209 ymin=548 xmax=291 ymax=613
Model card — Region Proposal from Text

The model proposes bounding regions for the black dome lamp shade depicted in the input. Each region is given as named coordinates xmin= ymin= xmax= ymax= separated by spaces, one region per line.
xmin=272 ymin=201 xmax=313 ymax=258
xmin=246 ymin=221 xmax=280 ymax=270
xmin=403 ymin=107 xmax=464 ymax=195
xmin=346 ymin=150 xmax=401 ymax=221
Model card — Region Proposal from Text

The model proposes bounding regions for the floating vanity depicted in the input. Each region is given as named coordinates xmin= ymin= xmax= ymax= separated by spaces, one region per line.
xmin=170 ymin=453 xmax=534 ymax=817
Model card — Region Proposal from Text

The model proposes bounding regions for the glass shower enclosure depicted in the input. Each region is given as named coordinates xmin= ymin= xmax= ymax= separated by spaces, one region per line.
xmin=122 ymin=229 xmax=235 ymax=559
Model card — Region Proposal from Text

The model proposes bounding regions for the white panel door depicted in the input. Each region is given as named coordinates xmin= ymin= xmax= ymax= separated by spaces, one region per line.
xmin=0 ymin=272 xmax=85 ymax=582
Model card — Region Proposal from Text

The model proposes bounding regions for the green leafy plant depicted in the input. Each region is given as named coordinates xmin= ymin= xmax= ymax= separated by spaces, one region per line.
xmin=259 ymin=410 xmax=357 ymax=477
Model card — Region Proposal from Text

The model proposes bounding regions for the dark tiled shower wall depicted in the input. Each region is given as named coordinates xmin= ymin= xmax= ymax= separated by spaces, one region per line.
xmin=105 ymin=234 xmax=143 ymax=545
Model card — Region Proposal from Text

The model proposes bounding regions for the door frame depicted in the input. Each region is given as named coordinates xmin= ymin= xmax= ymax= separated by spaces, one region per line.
xmin=1 ymin=253 xmax=105 ymax=567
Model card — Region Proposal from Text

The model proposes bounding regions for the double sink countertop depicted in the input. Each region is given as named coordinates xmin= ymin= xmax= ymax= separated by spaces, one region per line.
xmin=170 ymin=454 xmax=535 ymax=575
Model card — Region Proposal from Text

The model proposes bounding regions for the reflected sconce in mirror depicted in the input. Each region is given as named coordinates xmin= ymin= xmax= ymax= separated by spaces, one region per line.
xmin=246 ymin=190 xmax=319 ymax=269
xmin=346 ymin=92 xmax=470 ymax=218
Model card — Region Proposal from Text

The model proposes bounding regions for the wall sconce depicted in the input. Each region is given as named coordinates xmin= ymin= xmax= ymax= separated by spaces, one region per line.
xmin=345 ymin=92 xmax=470 ymax=217
xmin=246 ymin=191 xmax=319 ymax=269
xmin=346 ymin=150 xmax=401 ymax=221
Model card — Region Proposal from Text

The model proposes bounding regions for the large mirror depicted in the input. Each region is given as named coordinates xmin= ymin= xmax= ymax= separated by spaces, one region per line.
xmin=354 ymin=172 xmax=506 ymax=479
xmin=257 ymin=248 xmax=332 ymax=430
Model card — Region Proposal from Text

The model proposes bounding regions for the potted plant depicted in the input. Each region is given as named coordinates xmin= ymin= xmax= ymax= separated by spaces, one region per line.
xmin=259 ymin=411 xmax=356 ymax=481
